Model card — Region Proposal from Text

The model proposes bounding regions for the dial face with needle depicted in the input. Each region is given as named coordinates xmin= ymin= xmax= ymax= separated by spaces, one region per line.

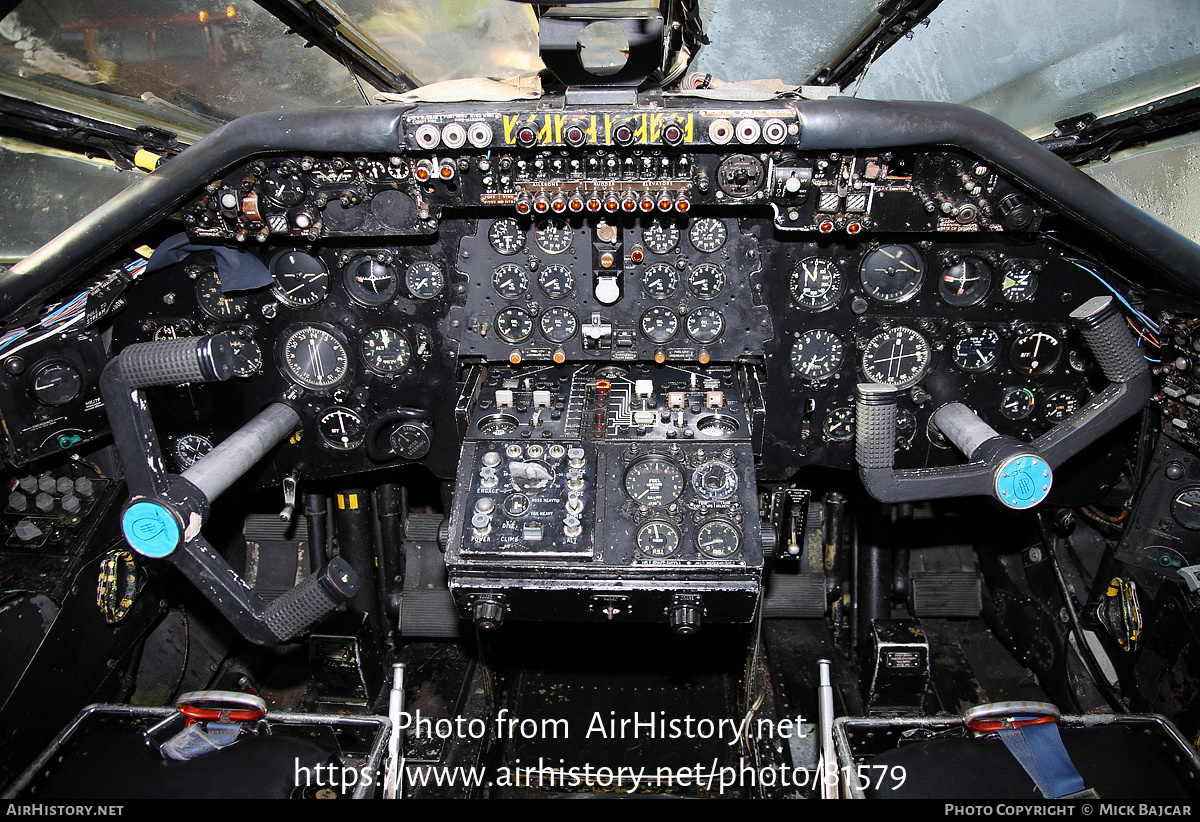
xmin=789 ymin=256 xmax=843 ymax=311
xmin=270 ymin=250 xmax=329 ymax=308
xmin=790 ymin=329 xmax=845 ymax=380
xmin=859 ymin=244 xmax=925 ymax=304
xmin=1010 ymin=331 xmax=1062 ymax=375
xmin=317 ymin=406 xmax=365 ymax=450
xmin=938 ymin=258 xmax=993 ymax=307
xmin=1171 ymin=488 xmax=1200 ymax=530
xmin=951 ymin=327 xmax=1002 ymax=373
xmin=279 ymin=326 xmax=349 ymax=390
xmin=623 ymin=456 xmax=685 ymax=508
xmin=636 ymin=520 xmax=681 ymax=558
xmin=861 ymin=327 xmax=931 ymax=389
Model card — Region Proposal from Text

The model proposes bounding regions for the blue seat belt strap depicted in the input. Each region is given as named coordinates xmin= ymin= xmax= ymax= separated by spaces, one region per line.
xmin=996 ymin=721 xmax=1087 ymax=798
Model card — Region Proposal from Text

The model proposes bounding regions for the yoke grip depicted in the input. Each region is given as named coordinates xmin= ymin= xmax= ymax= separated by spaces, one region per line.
xmin=116 ymin=335 xmax=234 ymax=389
xmin=263 ymin=557 xmax=359 ymax=642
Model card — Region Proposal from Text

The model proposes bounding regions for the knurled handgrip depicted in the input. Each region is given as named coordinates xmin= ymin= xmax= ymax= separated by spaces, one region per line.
xmin=855 ymin=384 xmax=898 ymax=470
xmin=262 ymin=557 xmax=358 ymax=642
xmin=1070 ymin=296 xmax=1147 ymax=384
xmin=117 ymin=335 xmax=234 ymax=389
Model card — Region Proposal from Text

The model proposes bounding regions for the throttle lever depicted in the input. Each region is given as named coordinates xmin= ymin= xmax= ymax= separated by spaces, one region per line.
xmin=101 ymin=335 xmax=358 ymax=644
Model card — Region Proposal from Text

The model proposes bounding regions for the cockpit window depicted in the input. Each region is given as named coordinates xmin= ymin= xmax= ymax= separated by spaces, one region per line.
xmin=0 ymin=1 xmax=364 ymax=123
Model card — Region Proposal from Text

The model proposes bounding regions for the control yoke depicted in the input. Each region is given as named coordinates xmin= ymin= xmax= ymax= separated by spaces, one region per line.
xmin=100 ymin=335 xmax=357 ymax=644
xmin=855 ymin=296 xmax=1151 ymax=509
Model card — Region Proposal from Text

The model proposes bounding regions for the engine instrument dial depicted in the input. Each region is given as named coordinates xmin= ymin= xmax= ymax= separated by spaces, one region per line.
xmin=695 ymin=519 xmax=741 ymax=559
xmin=535 ymin=218 xmax=573 ymax=254
xmin=823 ymin=407 xmax=855 ymax=441
xmin=263 ymin=167 xmax=306 ymax=206
xmin=624 ymin=455 xmax=685 ymax=508
xmin=789 ymin=329 xmax=845 ymax=381
xmin=270 ymin=250 xmax=329 ymax=308
xmin=1000 ymin=386 xmax=1036 ymax=420
xmin=789 ymin=257 xmax=843 ymax=311
xmin=688 ymin=218 xmax=727 ymax=253
xmin=495 ymin=307 xmax=534 ymax=343
xmin=1042 ymin=390 xmax=1080 ymax=424
xmin=405 ymin=261 xmax=444 ymax=300
xmin=685 ymin=307 xmax=724 ymax=344
xmin=642 ymin=262 xmax=680 ymax=298
xmin=859 ymin=244 xmax=925 ymax=304
xmin=861 ymin=327 xmax=931 ymax=389
xmin=492 ymin=264 xmax=529 ymax=299
xmin=280 ymin=326 xmax=350 ymax=390
xmin=488 ymin=218 xmax=525 ymax=255
xmin=540 ymin=307 xmax=578 ymax=343
xmin=642 ymin=220 xmax=680 ymax=254
xmin=687 ymin=263 xmax=726 ymax=299
xmin=640 ymin=306 xmax=680 ymax=343
xmin=636 ymin=520 xmax=681 ymax=558
xmin=537 ymin=263 xmax=575 ymax=299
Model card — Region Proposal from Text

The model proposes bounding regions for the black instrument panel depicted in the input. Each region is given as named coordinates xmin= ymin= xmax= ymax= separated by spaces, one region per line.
xmin=22 ymin=98 xmax=1119 ymax=483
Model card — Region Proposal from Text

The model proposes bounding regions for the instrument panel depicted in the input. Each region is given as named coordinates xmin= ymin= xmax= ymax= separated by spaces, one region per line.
xmin=2 ymin=98 xmax=1112 ymax=488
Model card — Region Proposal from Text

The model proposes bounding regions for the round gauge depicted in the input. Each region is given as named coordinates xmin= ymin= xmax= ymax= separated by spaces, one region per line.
xmin=390 ymin=422 xmax=431 ymax=460
xmin=642 ymin=220 xmax=680 ymax=254
xmin=696 ymin=414 xmax=740 ymax=437
xmin=687 ymin=263 xmax=726 ymax=300
xmin=405 ymin=261 xmax=444 ymax=300
xmin=495 ymin=307 xmax=534 ymax=343
xmin=716 ymin=154 xmax=766 ymax=198
xmin=360 ymin=327 xmax=412 ymax=375
xmin=789 ymin=257 xmax=844 ymax=311
xmin=823 ymin=407 xmax=855 ymax=441
xmin=1042 ymin=390 xmax=1080 ymax=424
xmin=488 ymin=218 xmax=525 ymax=255
xmin=636 ymin=520 xmax=681 ymax=559
xmin=279 ymin=326 xmax=350 ymax=390
xmin=479 ymin=413 xmax=519 ymax=435
xmin=344 ymin=257 xmax=398 ymax=307
xmin=28 ymin=361 xmax=82 ymax=406
xmin=859 ymin=245 xmax=925 ymax=304
xmin=263 ymin=167 xmax=306 ymax=206
xmin=491 ymin=264 xmax=529 ymax=299
xmin=790 ymin=329 xmax=845 ymax=381
xmin=951 ymin=328 xmax=1002 ymax=373
xmin=228 ymin=338 xmax=263 ymax=378
xmin=642 ymin=262 xmax=680 ymax=298
xmin=938 ymin=258 xmax=993 ymax=307
xmin=173 ymin=433 xmax=213 ymax=469
xmin=685 ymin=307 xmax=725 ymax=344
xmin=1010 ymin=331 xmax=1062 ymax=376
xmin=270 ymin=250 xmax=329 ymax=308
xmin=623 ymin=455 xmax=685 ymax=508
xmin=318 ymin=406 xmax=365 ymax=450
xmin=1000 ymin=386 xmax=1036 ymax=421
xmin=1069 ymin=348 xmax=1098 ymax=373
xmin=1001 ymin=261 xmax=1038 ymax=302
xmin=540 ymin=306 xmax=578 ymax=343
xmin=695 ymin=519 xmax=741 ymax=559
xmin=640 ymin=307 xmax=680 ymax=344
xmin=861 ymin=327 xmax=931 ymax=389
xmin=692 ymin=460 xmax=738 ymax=501
xmin=195 ymin=271 xmax=249 ymax=320
xmin=535 ymin=218 xmax=572 ymax=254
xmin=537 ymin=263 xmax=575 ymax=299
xmin=1170 ymin=488 xmax=1200 ymax=531
xmin=688 ymin=218 xmax=727 ymax=253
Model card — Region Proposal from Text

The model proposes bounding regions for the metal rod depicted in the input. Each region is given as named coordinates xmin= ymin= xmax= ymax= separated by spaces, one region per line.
xmin=181 ymin=403 xmax=299 ymax=503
